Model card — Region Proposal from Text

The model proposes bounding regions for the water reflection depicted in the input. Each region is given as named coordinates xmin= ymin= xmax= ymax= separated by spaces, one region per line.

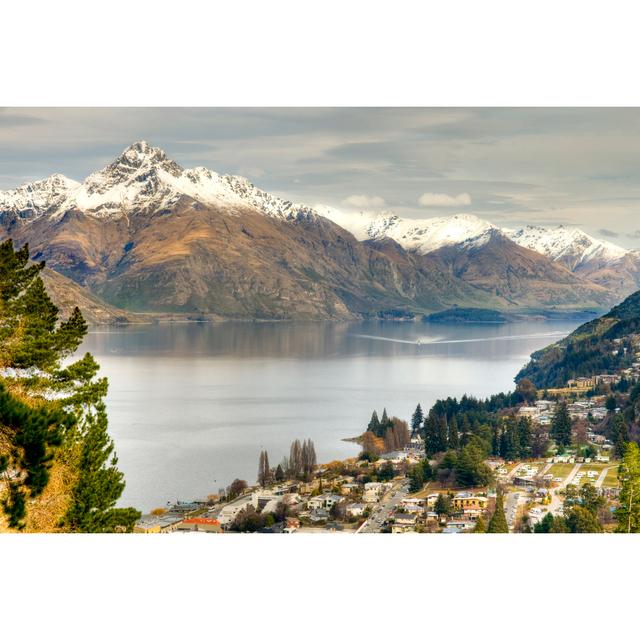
xmin=79 ymin=319 xmax=581 ymax=511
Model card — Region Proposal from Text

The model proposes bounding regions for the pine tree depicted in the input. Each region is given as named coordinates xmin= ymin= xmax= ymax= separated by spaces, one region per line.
xmin=424 ymin=416 xmax=439 ymax=457
xmin=616 ymin=441 xmax=640 ymax=533
xmin=275 ymin=464 xmax=284 ymax=482
xmin=518 ymin=417 xmax=532 ymax=458
xmin=610 ymin=413 xmax=629 ymax=459
xmin=63 ymin=400 xmax=139 ymax=532
xmin=410 ymin=404 xmax=424 ymax=435
xmin=448 ymin=416 xmax=459 ymax=449
xmin=434 ymin=493 xmax=451 ymax=517
xmin=473 ymin=515 xmax=486 ymax=533
xmin=488 ymin=490 xmax=509 ymax=533
xmin=551 ymin=402 xmax=572 ymax=447
xmin=0 ymin=239 xmax=137 ymax=531
xmin=437 ymin=416 xmax=448 ymax=453
xmin=367 ymin=410 xmax=381 ymax=436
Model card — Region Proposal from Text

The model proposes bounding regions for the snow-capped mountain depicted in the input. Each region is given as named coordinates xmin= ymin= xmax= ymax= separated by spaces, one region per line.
xmin=0 ymin=140 xmax=632 ymax=319
xmin=317 ymin=208 xmax=497 ymax=255
xmin=0 ymin=173 xmax=81 ymax=220
xmin=0 ymin=141 xmax=317 ymax=223
xmin=506 ymin=225 xmax=629 ymax=270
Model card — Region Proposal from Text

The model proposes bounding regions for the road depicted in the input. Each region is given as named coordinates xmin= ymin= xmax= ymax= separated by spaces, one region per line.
xmin=595 ymin=466 xmax=616 ymax=488
xmin=505 ymin=490 xmax=526 ymax=530
xmin=358 ymin=478 xmax=410 ymax=533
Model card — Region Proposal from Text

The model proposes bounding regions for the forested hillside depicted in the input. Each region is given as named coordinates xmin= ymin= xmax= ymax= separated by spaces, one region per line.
xmin=517 ymin=289 xmax=640 ymax=388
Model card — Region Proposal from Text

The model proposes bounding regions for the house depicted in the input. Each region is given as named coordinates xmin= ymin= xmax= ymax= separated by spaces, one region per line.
xmin=517 ymin=406 xmax=540 ymax=418
xmin=392 ymin=513 xmax=418 ymax=533
xmin=307 ymin=493 xmax=343 ymax=511
xmin=340 ymin=482 xmax=361 ymax=495
xmin=444 ymin=519 xmax=475 ymax=532
xmin=363 ymin=490 xmax=380 ymax=504
xmin=568 ymin=377 xmax=594 ymax=389
xmin=401 ymin=497 xmax=426 ymax=508
xmin=425 ymin=493 xmax=440 ymax=508
xmin=514 ymin=476 xmax=536 ymax=487
xmin=217 ymin=500 xmax=252 ymax=526
xmin=346 ymin=503 xmax=366 ymax=518
xmin=451 ymin=493 xmax=488 ymax=511
xmin=308 ymin=508 xmax=329 ymax=522
xmin=177 ymin=518 xmax=222 ymax=533
xmin=134 ymin=514 xmax=183 ymax=534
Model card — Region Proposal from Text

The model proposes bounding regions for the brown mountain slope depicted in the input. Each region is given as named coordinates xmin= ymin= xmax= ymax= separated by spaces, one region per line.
xmin=428 ymin=230 xmax=613 ymax=310
xmin=41 ymin=268 xmax=143 ymax=324
xmin=7 ymin=199 xmax=495 ymax=319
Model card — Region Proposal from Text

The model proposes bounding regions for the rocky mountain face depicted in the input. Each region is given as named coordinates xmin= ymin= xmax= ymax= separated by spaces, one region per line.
xmin=427 ymin=229 xmax=611 ymax=310
xmin=322 ymin=208 xmax=640 ymax=301
xmin=0 ymin=141 xmax=630 ymax=321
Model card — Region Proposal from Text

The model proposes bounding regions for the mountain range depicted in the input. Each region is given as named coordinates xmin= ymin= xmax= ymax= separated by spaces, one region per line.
xmin=0 ymin=141 xmax=637 ymax=322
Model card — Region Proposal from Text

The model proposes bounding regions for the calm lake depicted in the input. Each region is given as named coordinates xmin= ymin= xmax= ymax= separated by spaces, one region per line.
xmin=79 ymin=319 xmax=581 ymax=511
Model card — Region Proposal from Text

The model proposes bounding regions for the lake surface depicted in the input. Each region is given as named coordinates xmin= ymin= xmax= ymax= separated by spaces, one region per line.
xmin=78 ymin=319 xmax=581 ymax=512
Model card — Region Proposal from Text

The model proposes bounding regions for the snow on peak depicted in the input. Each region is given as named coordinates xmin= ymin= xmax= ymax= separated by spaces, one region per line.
xmin=505 ymin=224 xmax=628 ymax=268
xmin=0 ymin=142 xmax=319 ymax=223
xmin=0 ymin=173 xmax=81 ymax=219
xmin=318 ymin=209 xmax=497 ymax=254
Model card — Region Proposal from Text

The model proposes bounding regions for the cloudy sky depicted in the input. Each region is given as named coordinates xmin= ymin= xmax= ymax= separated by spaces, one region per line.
xmin=1 ymin=107 xmax=640 ymax=246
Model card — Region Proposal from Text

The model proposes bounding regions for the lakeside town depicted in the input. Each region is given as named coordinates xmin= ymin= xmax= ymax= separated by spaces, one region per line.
xmin=133 ymin=344 xmax=637 ymax=534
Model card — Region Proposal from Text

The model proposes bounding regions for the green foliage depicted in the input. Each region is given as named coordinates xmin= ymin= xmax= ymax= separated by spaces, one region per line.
xmin=488 ymin=490 xmax=509 ymax=533
xmin=410 ymin=403 xmax=424 ymax=434
xmin=377 ymin=461 xmax=395 ymax=481
xmin=616 ymin=441 xmax=640 ymax=533
xmin=455 ymin=444 xmax=492 ymax=487
xmin=550 ymin=402 xmax=572 ymax=447
xmin=610 ymin=413 xmax=629 ymax=458
xmin=408 ymin=460 xmax=432 ymax=492
xmin=517 ymin=290 xmax=640 ymax=388
xmin=564 ymin=506 xmax=602 ymax=533
xmin=0 ymin=238 xmax=136 ymax=531
xmin=63 ymin=401 xmax=140 ymax=532
xmin=473 ymin=515 xmax=486 ymax=533
xmin=434 ymin=493 xmax=452 ymax=517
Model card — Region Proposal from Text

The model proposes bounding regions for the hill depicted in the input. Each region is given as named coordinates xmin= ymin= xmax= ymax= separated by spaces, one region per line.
xmin=516 ymin=289 xmax=640 ymax=388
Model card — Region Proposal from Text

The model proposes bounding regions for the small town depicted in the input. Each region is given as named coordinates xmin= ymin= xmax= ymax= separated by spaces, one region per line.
xmin=133 ymin=355 xmax=634 ymax=534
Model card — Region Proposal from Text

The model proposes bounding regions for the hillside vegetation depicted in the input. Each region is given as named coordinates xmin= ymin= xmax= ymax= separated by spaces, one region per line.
xmin=517 ymin=289 xmax=640 ymax=388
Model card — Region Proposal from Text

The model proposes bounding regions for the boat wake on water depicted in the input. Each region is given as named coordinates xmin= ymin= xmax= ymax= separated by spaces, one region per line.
xmin=351 ymin=331 xmax=568 ymax=346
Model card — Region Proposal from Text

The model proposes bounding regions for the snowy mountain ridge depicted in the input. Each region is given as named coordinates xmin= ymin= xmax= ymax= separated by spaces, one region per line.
xmin=0 ymin=141 xmax=631 ymax=271
xmin=0 ymin=141 xmax=317 ymax=223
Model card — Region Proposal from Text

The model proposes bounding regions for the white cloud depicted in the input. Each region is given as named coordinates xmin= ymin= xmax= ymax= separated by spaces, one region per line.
xmin=418 ymin=192 xmax=472 ymax=207
xmin=343 ymin=194 xmax=386 ymax=209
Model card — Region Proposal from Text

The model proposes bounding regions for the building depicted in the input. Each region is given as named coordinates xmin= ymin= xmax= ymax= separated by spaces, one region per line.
xmin=346 ymin=503 xmax=366 ymax=518
xmin=567 ymin=377 xmax=594 ymax=389
xmin=451 ymin=493 xmax=488 ymax=511
xmin=177 ymin=518 xmax=222 ymax=533
xmin=392 ymin=513 xmax=418 ymax=533
xmin=307 ymin=493 xmax=343 ymax=511
xmin=134 ymin=514 xmax=184 ymax=534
